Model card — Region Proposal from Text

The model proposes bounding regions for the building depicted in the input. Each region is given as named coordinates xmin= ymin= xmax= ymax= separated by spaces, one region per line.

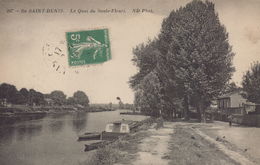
xmin=217 ymin=90 xmax=255 ymax=115
xmin=44 ymin=98 xmax=54 ymax=106
xmin=0 ymin=98 xmax=7 ymax=107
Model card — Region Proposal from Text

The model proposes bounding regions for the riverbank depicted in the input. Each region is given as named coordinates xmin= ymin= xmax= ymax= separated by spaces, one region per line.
xmin=0 ymin=105 xmax=114 ymax=113
xmin=0 ymin=105 xmax=115 ymax=125
xmin=81 ymin=117 xmax=157 ymax=165
xmin=81 ymin=120 xmax=259 ymax=165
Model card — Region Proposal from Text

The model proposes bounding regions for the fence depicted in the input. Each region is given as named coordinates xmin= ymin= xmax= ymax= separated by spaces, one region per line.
xmin=232 ymin=114 xmax=260 ymax=127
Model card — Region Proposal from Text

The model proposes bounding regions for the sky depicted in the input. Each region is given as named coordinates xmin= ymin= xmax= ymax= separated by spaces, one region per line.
xmin=0 ymin=0 xmax=260 ymax=104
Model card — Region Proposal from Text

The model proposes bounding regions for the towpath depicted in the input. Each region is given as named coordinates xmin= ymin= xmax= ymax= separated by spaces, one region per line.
xmin=116 ymin=121 xmax=257 ymax=165
xmin=131 ymin=122 xmax=174 ymax=165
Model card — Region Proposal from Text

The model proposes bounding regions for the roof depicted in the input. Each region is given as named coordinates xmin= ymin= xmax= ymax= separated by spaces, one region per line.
xmin=218 ymin=90 xmax=243 ymax=99
xmin=244 ymin=102 xmax=256 ymax=106
xmin=44 ymin=98 xmax=53 ymax=101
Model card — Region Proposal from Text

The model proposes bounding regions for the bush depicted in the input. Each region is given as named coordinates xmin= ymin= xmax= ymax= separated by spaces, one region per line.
xmin=84 ymin=145 xmax=121 ymax=165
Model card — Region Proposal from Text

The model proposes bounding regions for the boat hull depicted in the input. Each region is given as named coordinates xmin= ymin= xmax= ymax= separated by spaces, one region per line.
xmin=101 ymin=131 xmax=127 ymax=140
xmin=78 ymin=133 xmax=101 ymax=141
xmin=84 ymin=140 xmax=112 ymax=151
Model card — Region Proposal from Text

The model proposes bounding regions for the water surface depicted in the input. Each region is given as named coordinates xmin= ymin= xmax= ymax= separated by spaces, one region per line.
xmin=0 ymin=110 xmax=148 ymax=165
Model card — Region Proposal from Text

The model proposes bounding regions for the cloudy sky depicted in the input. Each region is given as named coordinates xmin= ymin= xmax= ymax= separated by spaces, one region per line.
xmin=0 ymin=0 xmax=260 ymax=103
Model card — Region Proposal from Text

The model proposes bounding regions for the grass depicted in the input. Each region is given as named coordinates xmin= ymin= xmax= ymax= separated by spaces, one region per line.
xmin=83 ymin=145 xmax=121 ymax=165
xmin=167 ymin=125 xmax=239 ymax=165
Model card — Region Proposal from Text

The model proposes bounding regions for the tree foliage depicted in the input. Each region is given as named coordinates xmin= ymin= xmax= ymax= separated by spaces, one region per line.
xmin=0 ymin=83 xmax=19 ymax=103
xmin=49 ymin=90 xmax=66 ymax=105
xmin=67 ymin=97 xmax=76 ymax=105
xmin=0 ymin=83 xmax=90 ymax=107
xmin=242 ymin=61 xmax=260 ymax=104
xmin=0 ymin=83 xmax=45 ymax=105
xmin=159 ymin=0 xmax=234 ymax=120
xmin=73 ymin=90 xmax=89 ymax=106
xmin=129 ymin=40 xmax=159 ymax=90
xmin=129 ymin=0 xmax=235 ymax=120
xmin=222 ymin=82 xmax=241 ymax=94
xmin=137 ymin=71 xmax=162 ymax=116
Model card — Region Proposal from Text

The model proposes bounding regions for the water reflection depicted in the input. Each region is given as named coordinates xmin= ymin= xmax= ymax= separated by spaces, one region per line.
xmin=49 ymin=120 xmax=64 ymax=133
xmin=0 ymin=127 xmax=15 ymax=144
xmin=15 ymin=124 xmax=42 ymax=141
xmin=0 ymin=111 xmax=148 ymax=165
xmin=71 ymin=113 xmax=88 ymax=133
xmin=0 ymin=114 xmax=46 ymax=125
xmin=47 ymin=113 xmax=67 ymax=133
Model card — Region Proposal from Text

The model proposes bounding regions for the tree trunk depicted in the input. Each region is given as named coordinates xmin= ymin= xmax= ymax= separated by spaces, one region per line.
xmin=170 ymin=109 xmax=174 ymax=121
xmin=196 ymin=104 xmax=202 ymax=121
xmin=198 ymin=100 xmax=206 ymax=123
xmin=174 ymin=108 xmax=177 ymax=118
xmin=184 ymin=94 xmax=190 ymax=120
xmin=201 ymin=109 xmax=206 ymax=123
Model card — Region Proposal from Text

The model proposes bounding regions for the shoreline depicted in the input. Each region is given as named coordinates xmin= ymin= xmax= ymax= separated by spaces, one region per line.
xmin=81 ymin=117 xmax=157 ymax=165
xmin=0 ymin=105 xmax=115 ymax=114
xmin=81 ymin=119 xmax=258 ymax=165
xmin=0 ymin=106 xmax=116 ymax=126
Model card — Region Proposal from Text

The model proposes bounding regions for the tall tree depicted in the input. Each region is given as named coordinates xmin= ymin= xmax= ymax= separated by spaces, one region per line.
xmin=28 ymin=89 xmax=44 ymax=105
xmin=129 ymin=40 xmax=159 ymax=90
xmin=222 ymin=82 xmax=240 ymax=94
xmin=73 ymin=91 xmax=89 ymax=106
xmin=129 ymin=40 xmax=167 ymax=117
xmin=67 ymin=97 xmax=76 ymax=105
xmin=20 ymin=88 xmax=29 ymax=98
xmin=158 ymin=0 xmax=235 ymax=121
xmin=136 ymin=71 xmax=162 ymax=116
xmin=49 ymin=90 xmax=67 ymax=105
xmin=0 ymin=83 xmax=18 ymax=104
xmin=242 ymin=61 xmax=260 ymax=104
xmin=17 ymin=88 xmax=30 ymax=104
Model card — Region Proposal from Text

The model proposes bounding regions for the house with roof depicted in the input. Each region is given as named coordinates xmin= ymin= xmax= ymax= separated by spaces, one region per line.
xmin=217 ymin=90 xmax=255 ymax=115
xmin=44 ymin=98 xmax=54 ymax=106
xmin=0 ymin=98 xmax=7 ymax=107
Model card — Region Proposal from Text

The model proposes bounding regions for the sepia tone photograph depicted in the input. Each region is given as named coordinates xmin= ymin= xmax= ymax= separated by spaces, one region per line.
xmin=0 ymin=0 xmax=260 ymax=164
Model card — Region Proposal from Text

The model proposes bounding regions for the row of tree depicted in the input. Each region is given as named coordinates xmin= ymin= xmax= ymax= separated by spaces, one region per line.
xmin=129 ymin=0 xmax=235 ymax=121
xmin=0 ymin=83 xmax=45 ymax=105
xmin=47 ymin=90 xmax=89 ymax=106
xmin=0 ymin=83 xmax=89 ymax=107
xmin=130 ymin=0 xmax=260 ymax=121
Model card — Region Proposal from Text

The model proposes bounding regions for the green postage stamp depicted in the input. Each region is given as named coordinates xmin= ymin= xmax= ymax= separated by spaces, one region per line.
xmin=66 ymin=28 xmax=111 ymax=66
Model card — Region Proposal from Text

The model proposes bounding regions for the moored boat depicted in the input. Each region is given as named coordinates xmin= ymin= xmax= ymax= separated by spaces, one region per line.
xmin=84 ymin=140 xmax=112 ymax=151
xmin=83 ymin=120 xmax=141 ymax=151
xmin=100 ymin=120 xmax=132 ymax=140
xmin=78 ymin=132 xmax=101 ymax=141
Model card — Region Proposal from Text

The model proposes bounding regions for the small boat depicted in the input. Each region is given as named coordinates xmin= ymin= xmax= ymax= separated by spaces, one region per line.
xmin=100 ymin=120 xmax=135 ymax=140
xmin=83 ymin=120 xmax=140 ymax=151
xmin=84 ymin=140 xmax=112 ymax=151
xmin=78 ymin=132 xmax=101 ymax=141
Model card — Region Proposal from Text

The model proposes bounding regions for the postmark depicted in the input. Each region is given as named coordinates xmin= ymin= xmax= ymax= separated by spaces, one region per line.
xmin=42 ymin=42 xmax=67 ymax=74
xmin=66 ymin=28 xmax=111 ymax=66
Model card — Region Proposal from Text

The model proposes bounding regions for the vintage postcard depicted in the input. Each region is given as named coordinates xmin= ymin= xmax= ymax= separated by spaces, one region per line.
xmin=0 ymin=0 xmax=260 ymax=165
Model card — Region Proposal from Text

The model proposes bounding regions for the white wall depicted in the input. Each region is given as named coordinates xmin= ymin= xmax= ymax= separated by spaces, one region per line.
xmin=230 ymin=93 xmax=247 ymax=107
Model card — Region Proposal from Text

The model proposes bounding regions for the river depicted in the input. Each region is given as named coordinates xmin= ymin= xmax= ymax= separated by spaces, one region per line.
xmin=0 ymin=110 xmax=148 ymax=165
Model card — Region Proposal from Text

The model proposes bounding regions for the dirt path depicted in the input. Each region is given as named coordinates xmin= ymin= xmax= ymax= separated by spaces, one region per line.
xmin=167 ymin=122 xmax=257 ymax=165
xmin=114 ymin=121 xmax=257 ymax=165
xmin=194 ymin=128 xmax=255 ymax=165
xmin=131 ymin=122 xmax=174 ymax=165
xmin=201 ymin=121 xmax=260 ymax=163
